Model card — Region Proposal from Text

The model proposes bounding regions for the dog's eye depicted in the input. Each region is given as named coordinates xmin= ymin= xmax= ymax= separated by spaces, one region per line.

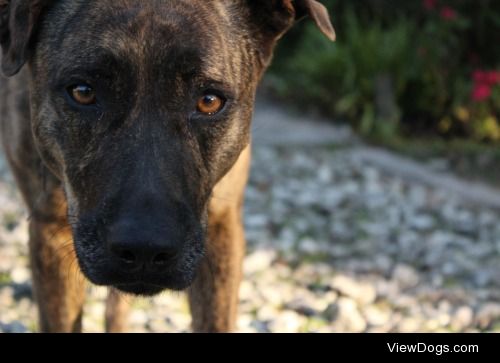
xmin=67 ymin=84 xmax=96 ymax=106
xmin=196 ymin=94 xmax=225 ymax=115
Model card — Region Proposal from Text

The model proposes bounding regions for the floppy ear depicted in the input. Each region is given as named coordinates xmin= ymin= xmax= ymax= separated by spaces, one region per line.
xmin=0 ymin=0 xmax=52 ymax=77
xmin=294 ymin=0 xmax=336 ymax=41
xmin=246 ymin=0 xmax=335 ymax=63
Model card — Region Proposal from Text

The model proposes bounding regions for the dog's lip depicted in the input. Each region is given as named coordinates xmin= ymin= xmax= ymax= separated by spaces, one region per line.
xmin=113 ymin=273 xmax=195 ymax=295
xmin=114 ymin=282 xmax=167 ymax=296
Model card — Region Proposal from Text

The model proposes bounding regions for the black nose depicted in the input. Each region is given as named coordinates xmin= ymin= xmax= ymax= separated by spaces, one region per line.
xmin=109 ymin=240 xmax=178 ymax=272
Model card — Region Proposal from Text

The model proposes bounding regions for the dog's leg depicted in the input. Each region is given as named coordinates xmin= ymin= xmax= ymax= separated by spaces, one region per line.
xmin=28 ymin=186 xmax=86 ymax=333
xmin=30 ymin=219 xmax=86 ymax=333
xmin=188 ymin=208 xmax=246 ymax=333
xmin=188 ymin=146 xmax=251 ymax=333
xmin=105 ymin=288 xmax=131 ymax=333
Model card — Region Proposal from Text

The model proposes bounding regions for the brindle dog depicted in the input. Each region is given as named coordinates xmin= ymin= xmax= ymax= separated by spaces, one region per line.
xmin=0 ymin=0 xmax=334 ymax=333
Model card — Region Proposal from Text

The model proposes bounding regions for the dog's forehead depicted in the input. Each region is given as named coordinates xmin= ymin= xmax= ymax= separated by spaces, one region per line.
xmin=43 ymin=0 xmax=237 ymax=80
xmin=89 ymin=1 xmax=215 ymax=51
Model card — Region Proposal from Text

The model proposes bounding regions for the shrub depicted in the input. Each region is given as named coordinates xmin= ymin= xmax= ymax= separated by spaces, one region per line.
xmin=268 ymin=0 xmax=500 ymax=142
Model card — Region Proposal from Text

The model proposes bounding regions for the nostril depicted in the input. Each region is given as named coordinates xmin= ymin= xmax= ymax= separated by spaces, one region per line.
xmin=117 ymin=249 xmax=136 ymax=265
xmin=152 ymin=252 xmax=170 ymax=266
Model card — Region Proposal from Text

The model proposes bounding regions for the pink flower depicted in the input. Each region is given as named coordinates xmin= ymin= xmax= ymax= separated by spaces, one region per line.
xmin=485 ymin=71 xmax=500 ymax=85
xmin=440 ymin=6 xmax=457 ymax=20
xmin=474 ymin=70 xmax=500 ymax=86
xmin=423 ymin=0 xmax=437 ymax=11
xmin=472 ymin=84 xmax=492 ymax=102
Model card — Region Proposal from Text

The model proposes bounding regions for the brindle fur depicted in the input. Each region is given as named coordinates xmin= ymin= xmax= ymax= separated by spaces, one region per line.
xmin=0 ymin=0 xmax=334 ymax=333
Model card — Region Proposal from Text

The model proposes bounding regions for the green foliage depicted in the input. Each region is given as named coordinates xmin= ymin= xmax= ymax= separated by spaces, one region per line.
xmin=268 ymin=0 xmax=500 ymax=142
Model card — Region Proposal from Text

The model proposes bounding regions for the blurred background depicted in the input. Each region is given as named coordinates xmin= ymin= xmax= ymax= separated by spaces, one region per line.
xmin=268 ymin=0 xmax=500 ymax=172
xmin=1 ymin=0 xmax=500 ymax=332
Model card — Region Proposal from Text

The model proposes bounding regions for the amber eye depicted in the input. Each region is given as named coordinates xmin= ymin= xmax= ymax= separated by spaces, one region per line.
xmin=68 ymin=84 xmax=96 ymax=106
xmin=196 ymin=94 xmax=225 ymax=115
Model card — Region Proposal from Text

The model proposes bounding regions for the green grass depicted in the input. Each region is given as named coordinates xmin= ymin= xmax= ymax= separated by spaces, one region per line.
xmin=0 ymin=272 xmax=12 ymax=285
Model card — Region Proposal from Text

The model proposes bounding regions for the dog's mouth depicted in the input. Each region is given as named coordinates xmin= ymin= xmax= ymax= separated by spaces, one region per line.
xmin=112 ymin=273 xmax=196 ymax=296
xmin=114 ymin=282 xmax=167 ymax=296
xmin=75 ymin=245 xmax=200 ymax=296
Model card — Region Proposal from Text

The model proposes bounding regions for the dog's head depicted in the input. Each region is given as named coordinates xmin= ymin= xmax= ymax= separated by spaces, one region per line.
xmin=0 ymin=0 xmax=334 ymax=295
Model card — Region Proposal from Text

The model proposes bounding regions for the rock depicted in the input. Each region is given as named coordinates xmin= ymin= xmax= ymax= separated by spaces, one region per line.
xmin=331 ymin=275 xmax=377 ymax=305
xmin=322 ymin=302 xmax=339 ymax=322
xmin=329 ymin=244 xmax=350 ymax=258
xmin=475 ymin=303 xmax=500 ymax=330
xmin=392 ymin=264 xmax=420 ymax=289
xmin=330 ymin=221 xmax=354 ymax=242
xmin=237 ymin=313 xmax=259 ymax=330
xmin=268 ymin=311 xmax=305 ymax=333
xmin=11 ymin=267 xmax=30 ymax=284
xmin=317 ymin=165 xmax=333 ymax=184
xmin=392 ymin=294 xmax=418 ymax=309
xmin=13 ymin=283 xmax=32 ymax=301
xmin=407 ymin=185 xmax=427 ymax=208
xmin=364 ymin=305 xmax=391 ymax=327
xmin=129 ymin=310 xmax=148 ymax=326
xmin=375 ymin=280 xmax=400 ymax=300
xmin=239 ymin=280 xmax=254 ymax=301
xmin=285 ymin=298 xmax=320 ymax=317
xmin=259 ymin=283 xmax=285 ymax=306
xmin=244 ymin=249 xmax=276 ymax=275
xmin=0 ymin=253 xmax=15 ymax=270
xmin=373 ymin=254 xmax=392 ymax=272
xmin=297 ymin=238 xmax=324 ymax=254
xmin=0 ymin=286 xmax=14 ymax=306
xmin=167 ymin=312 xmax=191 ymax=330
xmin=410 ymin=214 xmax=435 ymax=231
xmin=437 ymin=313 xmax=451 ymax=327
xmin=333 ymin=298 xmax=367 ymax=333
xmin=473 ymin=269 xmax=494 ymax=288
xmin=147 ymin=319 xmax=170 ymax=332
xmin=245 ymin=214 xmax=269 ymax=229
xmin=399 ymin=318 xmax=422 ymax=333
xmin=257 ymin=305 xmax=280 ymax=322
xmin=277 ymin=228 xmax=296 ymax=252
xmin=323 ymin=190 xmax=345 ymax=209
xmin=360 ymin=222 xmax=388 ymax=238
xmin=450 ymin=306 xmax=474 ymax=332
xmin=0 ymin=321 xmax=28 ymax=333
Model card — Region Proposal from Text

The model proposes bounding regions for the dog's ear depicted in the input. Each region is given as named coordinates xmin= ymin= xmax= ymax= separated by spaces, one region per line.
xmin=246 ymin=0 xmax=335 ymax=62
xmin=293 ymin=0 xmax=336 ymax=41
xmin=0 ymin=0 xmax=52 ymax=77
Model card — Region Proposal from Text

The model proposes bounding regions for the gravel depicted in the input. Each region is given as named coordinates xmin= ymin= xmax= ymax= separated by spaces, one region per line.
xmin=1 ymin=102 xmax=500 ymax=333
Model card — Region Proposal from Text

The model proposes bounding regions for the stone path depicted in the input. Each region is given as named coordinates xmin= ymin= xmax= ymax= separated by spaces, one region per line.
xmin=1 ymin=101 xmax=500 ymax=332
